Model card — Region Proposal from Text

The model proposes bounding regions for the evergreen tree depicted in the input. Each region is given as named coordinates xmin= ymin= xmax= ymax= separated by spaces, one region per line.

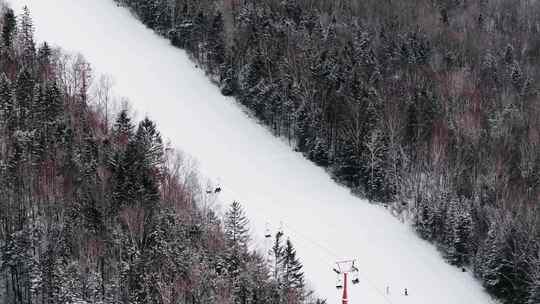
xmin=153 ymin=0 xmax=172 ymax=35
xmin=271 ymin=231 xmax=285 ymax=284
xmin=112 ymin=109 xmax=134 ymax=147
xmin=14 ymin=68 xmax=35 ymax=128
xmin=2 ymin=8 xmax=16 ymax=48
xmin=207 ymin=12 xmax=225 ymax=72
xmin=224 ymin=201 xmax=250 ymax=276
xmin=477 ymin=222 xmax=514 ymax=299
xmin=37 ymin=42 xmax=52 ymax=78
xmin=363 ymin=127 xmax=387 ymax=201
xmin=233 ymin=270 xmax=255 ymax=304
xmin=504 ymin=44 xmax=514 ymax=65
xmin=414 ymin=197 xmax=435 ymax=240
xmin=309 ymin=137 xmax=330 ymax=167
xmin=18 ymin=6 xmax=35 ymax=64
xmin=443 ymin=200 xmax=473 ymax=266
xmin=220 ymin=57 xmax=237 ymax=96
xmin=334 ymin=137 xmax=361 ymax=188
xmin=281 ymin=239 xmax=304 ymax=294
xmin=135 ymin=117 xmax=164 ymax=168
xmin=293 ymin=103 xmax=311 ymax=153
xmin=44 ymin=82 xmax=62 ymax=123
xmin=528 ymin=258 xmax=540 ymax=304
xmin=224 ymin=201 xmax=250 ymax=254
xmin=0 ymin=73 xmax=14 ymax=131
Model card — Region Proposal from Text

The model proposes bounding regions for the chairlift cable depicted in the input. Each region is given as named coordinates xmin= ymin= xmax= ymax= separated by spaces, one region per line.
xmin=217 ymin=184 xmax=395 ymax=304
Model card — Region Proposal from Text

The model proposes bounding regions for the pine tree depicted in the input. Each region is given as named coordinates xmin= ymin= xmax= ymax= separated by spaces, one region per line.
xmin=309 ymin=137 xmax=330 ymax=167
xmin=293 ymin=103 xmax=311 ymax=153
xmin=221 ymin=65 xmax=237 ymax=97
xmin=504 ymin=44 xmax=514 ymax=65
xmin=233 ymin=270 xmax=254 ymax=304
xmin=224 ymin=201 xmax=250 ymax=276
xmin=443 ymin=200 xmax=473 ymax=266
xmin=224 ymin=201 xmax=250 ymax=253
xmin=14 ymin=68 xmax=35 ymax=129
xmin=334 ymin=137 xmax=361 ymax=188
xmin=37 ymin=42 xmax=51 ymax=63
xmin=414 ymin=198 xmax=434 ymax=240
xmin=477 ymin=222 xmax=514 ymax=299
xmin=363 ymin=127 xmax=387 ymax=201
xmin=112 ymin=109 xmax=134 ymax=147
xmin=18 ymin=6 xmax=36 ymax=64
xmin=2 ymin=8 xmax=16 ymax=48
xmin=135 ymin=117 xmax=164 ymax=168
xmin=154 ymin=0 xmax=172 ymax=35
xmin=271 ymin=231 xmax=285 ymax=284
xmin=528 ymin=258 xmax=540 ymax=304
xmin=282 ymin=239 xmax=304 ymax=293
xmin=453 ymin=204 xmax=473 ymax=266
xmin=528 ymin=282 xmax=540 ymax=304
xmin=44 ymin=82 xmax=62 ymax=123
xmin=510 ymin=62 xmax=524 ymax=91
xmin=207 ymin=12 xmax=225 ymax=72
xmin=238 ymin=52 xmax=265 ymax=111
xmin=0 ymin=73 xmax=14 ymax=131
xmin=37 ymin=42 xmax=52 ymax=78
xmin=32 ymin=82 xmax=61 ymax=129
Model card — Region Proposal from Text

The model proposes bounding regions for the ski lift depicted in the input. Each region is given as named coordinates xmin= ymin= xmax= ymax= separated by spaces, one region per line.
xmin=335 ymin=274 xmax=344 ymax=289
xmin=351 ymin=263 xmax=360 ymax=285
xmin=264 ymin=223 xmax=272 ymax=238
xmin=351 ymin=270 xmax=360 ymax=285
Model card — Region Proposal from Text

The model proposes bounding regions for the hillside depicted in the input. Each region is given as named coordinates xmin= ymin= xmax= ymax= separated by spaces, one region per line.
xmin=3 ymin=0 xmax=507 ymax=303
xmin=111 ymin=1 xmax=540 ymax=303
xmin=0 ymin=4 xmax=318 ymax=304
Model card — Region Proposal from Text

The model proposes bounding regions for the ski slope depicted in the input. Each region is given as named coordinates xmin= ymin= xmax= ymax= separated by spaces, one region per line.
xmin=8 ymin=1 xmax=496 ymax=303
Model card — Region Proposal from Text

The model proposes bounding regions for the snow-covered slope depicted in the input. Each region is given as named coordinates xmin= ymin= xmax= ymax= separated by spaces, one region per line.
xmin=8 ymin=1 xmax=496 ymax=303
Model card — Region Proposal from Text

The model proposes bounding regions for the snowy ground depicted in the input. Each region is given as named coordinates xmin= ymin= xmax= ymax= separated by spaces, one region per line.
xmin=8 ymin=1 xmax=497 ymax=303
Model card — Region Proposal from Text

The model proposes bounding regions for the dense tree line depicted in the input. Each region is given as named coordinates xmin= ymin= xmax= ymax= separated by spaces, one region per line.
xmin=0 ymin=4 xmax=323 ymax=304
xmin=114 ymin=0 xmax=540 ymax=303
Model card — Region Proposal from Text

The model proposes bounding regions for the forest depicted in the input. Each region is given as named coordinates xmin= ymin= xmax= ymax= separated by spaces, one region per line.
xmin=0 ymin=3 xmax=322 ymax=304
xmin=113 ymin=0 xmax=540 ymax=303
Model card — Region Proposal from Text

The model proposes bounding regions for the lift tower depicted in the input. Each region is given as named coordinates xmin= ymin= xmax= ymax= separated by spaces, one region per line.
xmin=333 ymin=259 xmax=360 ymax=304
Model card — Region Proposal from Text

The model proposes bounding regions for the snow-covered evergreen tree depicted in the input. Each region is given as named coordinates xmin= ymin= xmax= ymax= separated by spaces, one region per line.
xmin=1 ymin=8 xmax=16 ymax=48
xmin=443 ymin=200 xmax=473 ymax=266
xmin=476 ymin=222 xmax=513 ymax=299
xmin=224 ymin=201 xmax=250 ymax=253
xmin=281 ymin=238 xmax=305 ymax=298
xmin=528 ymin=258 xmax=540 ymax=304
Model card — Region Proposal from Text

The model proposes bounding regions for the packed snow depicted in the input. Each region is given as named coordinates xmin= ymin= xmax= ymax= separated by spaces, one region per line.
xmin=8 ymin=1 xmax=497 ymax=303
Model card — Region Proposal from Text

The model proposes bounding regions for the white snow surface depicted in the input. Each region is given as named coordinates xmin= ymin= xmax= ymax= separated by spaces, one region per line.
xmin=8 ymin=1 xmax=496 ymax=303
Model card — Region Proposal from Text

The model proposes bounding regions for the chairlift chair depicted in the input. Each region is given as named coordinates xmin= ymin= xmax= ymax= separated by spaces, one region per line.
xmin=351 ymin=263 xmax=360 ymax=284
xmin=351 ymin=271 xmax=360 ymax=285
xmin=336 ymin=274 xmax=344 ymax=289
xmin=264 ymin=223 xmax=272 ymax=238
